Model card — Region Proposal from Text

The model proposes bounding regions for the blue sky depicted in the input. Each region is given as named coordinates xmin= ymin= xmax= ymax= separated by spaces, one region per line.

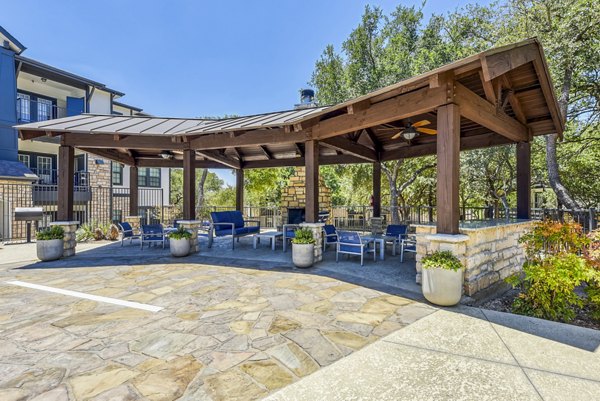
xmin=4 ymin=0 xmax=488 ymax=184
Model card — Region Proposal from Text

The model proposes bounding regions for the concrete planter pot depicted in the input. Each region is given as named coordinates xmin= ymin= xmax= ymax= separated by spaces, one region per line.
xmin=170 ymin=238 xmax=191 ymax=257
xmin=37 ymin=239 xmax=63 ymax=262
xmin=292 ymin=243 xmax=314 ymax=268
xmin=422 ymin=267 xmax=464 ymax=306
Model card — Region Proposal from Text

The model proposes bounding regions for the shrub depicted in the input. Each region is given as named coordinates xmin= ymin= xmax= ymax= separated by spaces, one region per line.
xmin=422 ymin=250 xmax=463 ymax=271
xmin=106 ymin=224 xmax=120 ymax=241
xmin=292 ymin=228 xmax=315 ymax=245
xmin=37 ymin=226 xmax=64 ymax=241
xmin=584 ymin=230 xmax=600 ymax=321
xmin=507 ymin=253 xmax=593 ymax=321
xmin=519 ymin=218 xmax=589 ymax=259
xmin=170 ymin=226 xmax=192 ymax=240
xmin=76 ymin=224 xmax=95 ymax=242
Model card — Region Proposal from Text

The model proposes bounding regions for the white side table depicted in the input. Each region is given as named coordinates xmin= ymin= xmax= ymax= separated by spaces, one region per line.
xmin=253 ymin=231 xmax=283 ymax=251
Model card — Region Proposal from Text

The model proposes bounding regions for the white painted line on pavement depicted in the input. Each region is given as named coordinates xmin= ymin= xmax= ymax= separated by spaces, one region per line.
xmin=5 ymin=280 xmax=163 ymax=312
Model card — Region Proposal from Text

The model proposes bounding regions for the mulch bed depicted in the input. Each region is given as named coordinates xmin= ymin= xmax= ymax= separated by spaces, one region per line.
xmin=479 ymin=288 xmax=600 ymax=331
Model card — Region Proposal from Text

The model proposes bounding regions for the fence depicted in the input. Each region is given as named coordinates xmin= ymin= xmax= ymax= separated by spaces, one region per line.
xmin=0 ymin=183 xmax=163 ymax=242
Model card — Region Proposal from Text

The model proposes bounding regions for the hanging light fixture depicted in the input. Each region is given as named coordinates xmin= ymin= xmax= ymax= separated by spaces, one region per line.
xmin=159 ymin=150 xmax=174 ymax=160
xmin=401 ymin=126 xmax=418 ymax=141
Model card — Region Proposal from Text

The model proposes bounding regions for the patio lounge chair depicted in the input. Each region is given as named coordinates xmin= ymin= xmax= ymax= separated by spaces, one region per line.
xmin=208 ymin=211 xmax=260 ymax=250
xmin=400 ymin=236 xmax=417 ymax=262
xmin=282 ymin=223 xmax=299 ymax=252
xmin=323 ymin=224 xmax=338 ymax=251
xmin=384 ymin=224 xmax=408 ymax=256
xmin=118 ymin=222 xmax=140 ymax=246
xmin=140 ymin=224 xmax=167 ymax=249
xmin=336 ymin=230 xmax=376 ymax=266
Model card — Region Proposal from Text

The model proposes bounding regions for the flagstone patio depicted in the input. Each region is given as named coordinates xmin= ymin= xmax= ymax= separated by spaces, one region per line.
xmin=0 ymin=240 xmax=431 ymax=400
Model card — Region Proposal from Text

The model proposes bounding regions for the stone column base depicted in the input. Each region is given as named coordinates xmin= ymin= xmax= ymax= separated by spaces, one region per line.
xmin=299 ymin=222 xmax=325 ymax=263
xmin=124 ymin=216 xmax=142 ymax=231
xmin=177 ymin=220 xmax=202 ymax=253
xmin=50 ymin=221 xmax=79 ymax=257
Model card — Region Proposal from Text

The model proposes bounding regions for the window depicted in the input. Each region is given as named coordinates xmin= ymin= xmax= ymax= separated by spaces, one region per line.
xmin=17 ymin=93 xmax=30 ymax=122
xmin=37 ymin=98 xmax=53 ymax=121
xmin=111 ymin=162 xmax=123 ymax=185
xmin=112 ymin=209 xmax=122 ymax=224
xmin=138 ymin=168 xmax=161 ymax=188
xmin=37 ymin=156 xmax=53 ymax=184
xmin=18 ymin=154 xmax=30 ymax=168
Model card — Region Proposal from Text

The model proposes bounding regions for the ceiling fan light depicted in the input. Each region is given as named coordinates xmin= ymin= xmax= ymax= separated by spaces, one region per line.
xmin=401 ymin=127 xmax=418 ymax=140
xmin=160 ymin=151 xmax=174 ymax=160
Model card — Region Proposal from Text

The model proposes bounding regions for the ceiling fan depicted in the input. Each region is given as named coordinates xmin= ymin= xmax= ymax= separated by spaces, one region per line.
xmin=391 ymin=120 xmax=437 ymax=140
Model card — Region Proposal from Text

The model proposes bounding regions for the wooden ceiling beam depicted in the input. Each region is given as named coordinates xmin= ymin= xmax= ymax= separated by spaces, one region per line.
xmin=136 ymin=158 xmax=225 ymax=168
xmin=195 ymin=150 xmax=241 ymax=169
xmin=62 ymin=133 xmax=188 ymax=150
xmin=294 ymin=143 xmax=305 ymax=157
xmin=381 ymin=132 xmax=513 ymax=161
xmin=480 ymin=42 xmax=538 ymax=82
xmin=321 ymin=136 xmax=378 ymax=162
xmin=312 ymin=85 xmax=447 ymax=140
xmin=241 ymin=154 xmax=368 ymax=169
xmin=454 ymin=82 xmax=528 ymax=142
xmin=79 ymin=147 xmax=136 ymax=166
xmin=187 ymin=128 xmax=310 ymax=150
xmin=259 ymin=145 xmax=273 ymax=159
xmin=19 ymin=130 xmax=47 ymax=140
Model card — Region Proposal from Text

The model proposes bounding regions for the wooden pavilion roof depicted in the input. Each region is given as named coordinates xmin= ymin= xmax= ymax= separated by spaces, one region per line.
xmin=17 ymin=38 xmax=563 ymax=170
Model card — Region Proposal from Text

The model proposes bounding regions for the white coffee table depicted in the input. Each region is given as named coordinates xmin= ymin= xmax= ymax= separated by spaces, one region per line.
xmin=253 ymin=231 xmax=283 ymax=251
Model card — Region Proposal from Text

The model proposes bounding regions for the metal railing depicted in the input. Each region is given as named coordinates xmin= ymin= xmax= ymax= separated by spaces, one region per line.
xmin=29 ymin=168 xmax=90 ymax=186
xmin=17 ymin=98 xmax=67 ymax=123
xmin=0 ymin=183 xmax=164 ymax=242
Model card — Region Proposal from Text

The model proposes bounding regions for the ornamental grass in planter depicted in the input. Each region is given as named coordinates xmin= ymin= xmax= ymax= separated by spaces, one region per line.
xmin=421 ymin=250 xmax=464 ymax=306
xmin=37 ymin=226 xmax=65 ymax=262
xmin=169 ymin=226 xmax=192 ymax=257
xmin=292 ymin=228 xmax=315 ymax=268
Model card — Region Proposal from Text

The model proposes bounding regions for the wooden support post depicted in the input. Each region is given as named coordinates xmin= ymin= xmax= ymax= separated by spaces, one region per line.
xmin=236 ymin=169 xmax=244 ymax=212
xmin=436 ymin=104 xmax=460 ymax=234
xmin=305 ymin=140 xmax=319 ymax=223
xmin=516 ymin=141 xmax=531 ymax=219
xmin=129 ymin=166 xmax=139 ymax=217
xmin=57 ymin=145 xmax=74 ymax=221
xmin=183 ymin=149 xmax=196 ymax=220
xmin=372 ymin=162 xmax=381 ymax=218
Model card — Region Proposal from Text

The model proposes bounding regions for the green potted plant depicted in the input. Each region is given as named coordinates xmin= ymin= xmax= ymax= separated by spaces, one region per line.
xmin=36 ymin=226 xmax=65 ymax=261
xmin=421 ymin=250 xmax=464 ymax=306
xmin=169 ymin=226 xmax=192 ymax=257
xmin=292 ymin=228 xmax=315 ymax=268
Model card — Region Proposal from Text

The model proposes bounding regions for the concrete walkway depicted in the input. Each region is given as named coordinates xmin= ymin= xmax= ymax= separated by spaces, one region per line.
xmin=266 ymin=306 xmax=600 ymax=401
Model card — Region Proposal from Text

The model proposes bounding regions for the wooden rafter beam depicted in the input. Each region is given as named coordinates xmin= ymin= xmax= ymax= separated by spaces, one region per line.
xmin=61 ymin=133 xmax=188 ymax=150
xmin=195 ymin=150 xmax=241 ymax=169
xmin=312 ymin=85 xmax=446 ymax=140
xmin=187 ymin=128 xmax=310 ymax=150
xmin=454 ymin=82 xmax=528 ymax=142
xmin=19 ymin=130 xmax=47 ymax=140
xmin=259 ymin=145 xmax=272 ymax=159
xmin=79 ymin=147 xmax=136 ymax=166
xmin=480 ymin=42 xmax=538 ymax=82
xmin=242 ymin=154 xmax=368 ymax=169
xmin=381 ymin=132 xmax=513 ymax=161
xmin=294 ymin=143 xmax=304 ymax=157
xmin=362 ymin=128 xmax=381 ymax=152
xmin=136 ymin=158 xmax=232 ymax=168
xmin=321 ymin=136 xmax=378 ymax=162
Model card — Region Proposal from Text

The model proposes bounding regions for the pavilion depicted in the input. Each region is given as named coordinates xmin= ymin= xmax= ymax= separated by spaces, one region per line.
xmin=17 ymin=38 xmax=563 ymax=290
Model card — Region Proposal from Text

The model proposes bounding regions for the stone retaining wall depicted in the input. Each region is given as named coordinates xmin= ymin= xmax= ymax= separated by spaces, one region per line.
xmin=414 ymin=221 xmax=532 ymax=296
xmin=50 ymin=221 xmax=78 ymax=257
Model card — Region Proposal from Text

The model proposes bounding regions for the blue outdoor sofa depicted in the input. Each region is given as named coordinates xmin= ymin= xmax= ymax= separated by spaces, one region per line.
xmin=208 ymin=211 xmax=260 ymax=249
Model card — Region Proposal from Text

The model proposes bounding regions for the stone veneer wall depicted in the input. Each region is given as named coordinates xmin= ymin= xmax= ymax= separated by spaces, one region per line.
xmin=280 ymin=167 xmax=332 ymax=224
xmin=414 ymin=221 xmax=532 ymax=296
xmin=87 ymin=155 xmax=112 ymax=224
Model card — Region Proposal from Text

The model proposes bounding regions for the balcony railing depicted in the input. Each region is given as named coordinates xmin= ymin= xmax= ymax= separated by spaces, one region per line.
xmin=30 ymin=168 xmax=89 ymax=186
xmin=17 ymin=98 xmax=67 ymax=123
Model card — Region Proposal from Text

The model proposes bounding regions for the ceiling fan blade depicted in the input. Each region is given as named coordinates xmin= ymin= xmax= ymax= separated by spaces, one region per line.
xmin=391 ymin=131 xmax=404 ymax=139
xmin=416 ymin=127 xmax=437 ymax=135
xmin=412 ymin=120 xmax=431 ymax=128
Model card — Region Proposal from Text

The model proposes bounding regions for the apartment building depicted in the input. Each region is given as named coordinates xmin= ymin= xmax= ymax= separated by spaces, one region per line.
xmin=0 ymin=26 xmax=171 ymax=239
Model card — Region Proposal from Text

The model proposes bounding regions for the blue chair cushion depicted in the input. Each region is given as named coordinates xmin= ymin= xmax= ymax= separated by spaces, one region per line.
xmin=215 ymin=227 xmax=249 ymax=237
xmin=325 ymin=235 xmax=338 ymax=243
xmin=231 ymin=211 xmax=245 ymax=228
xmin=403 ymin=243 xmax=416 ymax=251
xmin=286 ymin=230 xmax=296 ymax=238
xmin=211 ymin=211 xmax=228 ymax=224
xmin=385 ymin=224 xmax=408 ymax=237
xmin=246 ymin=225 xmax=259 ymax=234
xmin=339 ymin=243 xmax=363 ymax=254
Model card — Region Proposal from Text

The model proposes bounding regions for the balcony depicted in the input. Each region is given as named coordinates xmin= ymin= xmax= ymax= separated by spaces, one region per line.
xmin=30 ymin=168 xmax=90 ymax=186
xmin=17 ymin=97 xmax=67 ymax=123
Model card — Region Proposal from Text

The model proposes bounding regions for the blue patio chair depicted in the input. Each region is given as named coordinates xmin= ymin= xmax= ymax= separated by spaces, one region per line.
xmin=384 ymin=224 xmax=408 ymax=256
xmin=336 ymin=231 xmax=376 ymax=266
xmin=323 ymin=224 xmax=338 ymax=251
xmin=282 ymin=224 xmax=299 ymax=252
xmin=118 ymin=222 xmax=140 ymax=247
xmin=400 ymin=236 xmax=417 ymax=262
xmin=140 ymin=224 xmax=167 ymax=249
xmin=208 ymin=211 xmax=260 ymax=250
